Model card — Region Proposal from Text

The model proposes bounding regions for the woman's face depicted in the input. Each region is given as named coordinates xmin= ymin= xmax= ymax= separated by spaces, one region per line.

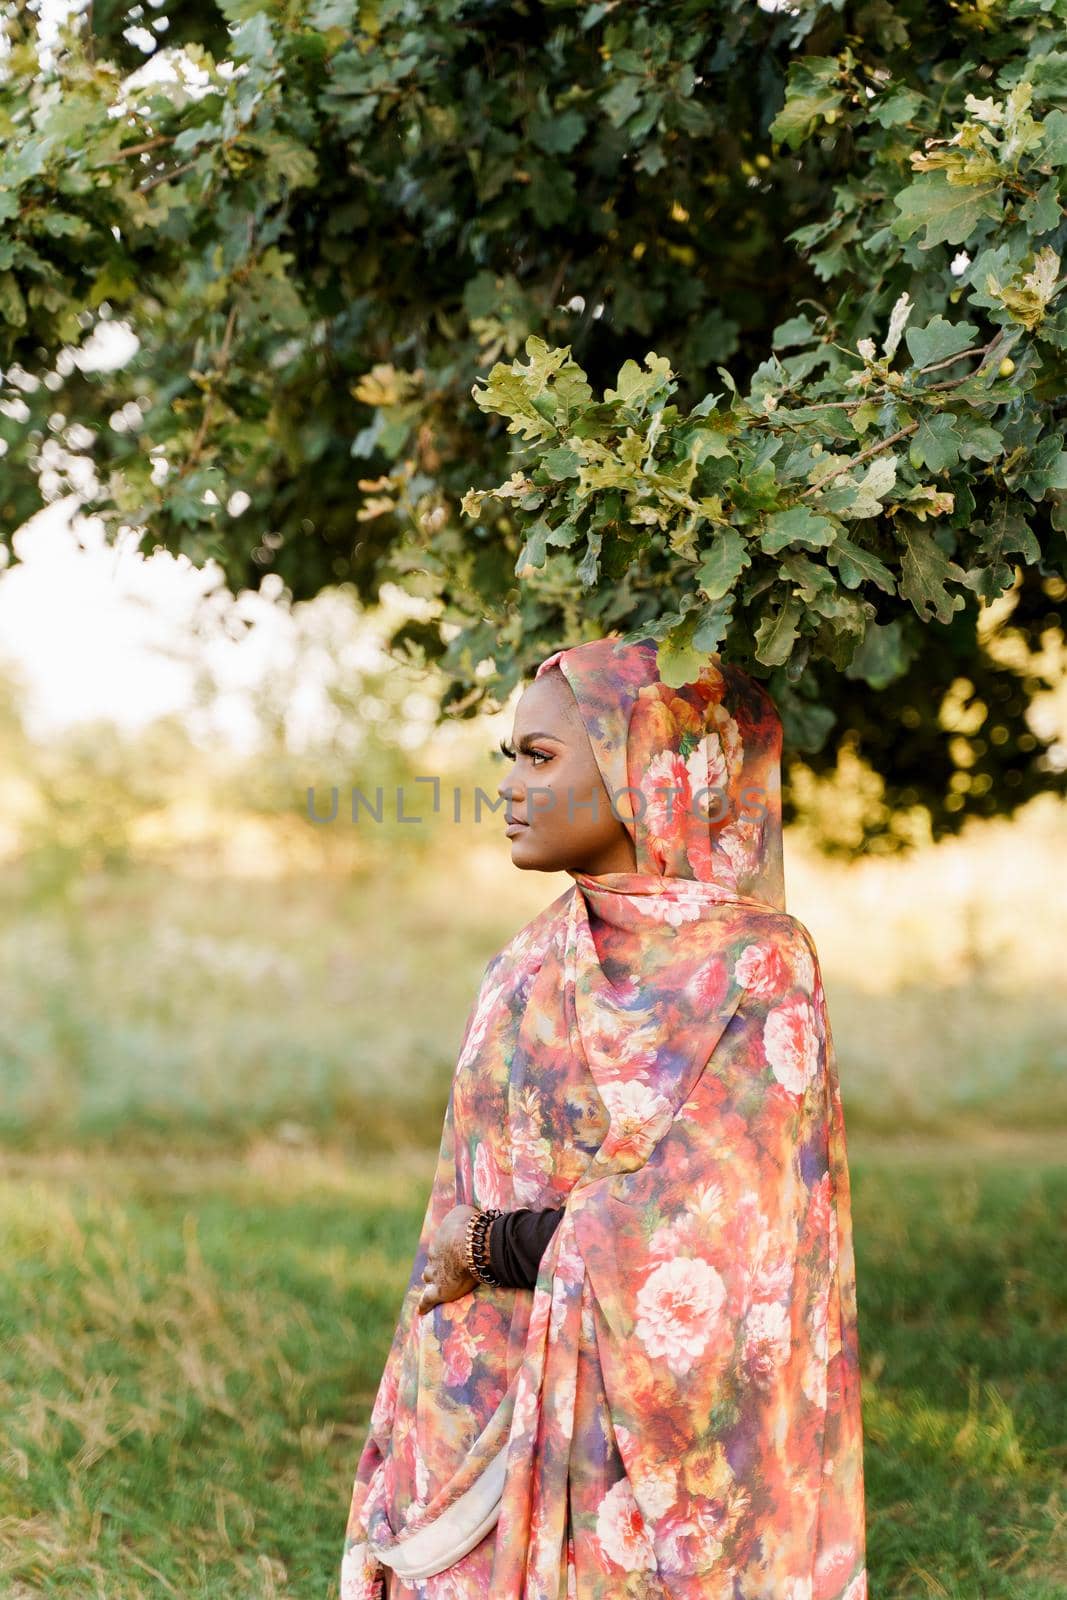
xmin=496 ymin=668 xmax=637 ymax=877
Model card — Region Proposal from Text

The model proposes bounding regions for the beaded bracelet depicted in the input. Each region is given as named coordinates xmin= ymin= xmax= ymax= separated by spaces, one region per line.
xmin=465 ymin=1206 xmax=504 ymax=1287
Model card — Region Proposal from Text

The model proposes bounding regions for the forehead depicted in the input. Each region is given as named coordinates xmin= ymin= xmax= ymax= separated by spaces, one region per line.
xmin=515 ymin=668 xmax=583 ymax=729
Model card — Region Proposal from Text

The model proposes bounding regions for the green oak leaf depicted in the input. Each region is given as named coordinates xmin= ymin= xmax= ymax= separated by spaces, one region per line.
xmin=771 ymin=314 xmax=816 ymax=349
xmin=576 ymin=527 xmax=603 ymax=587
xmin=962 ymin=500 xmax=1040 ymax=601
xmin=905 ymin=315 xmax=979 ymax=369
xmin=696 ymin=528 xmax=750 ymax=599
xmin=897 ymin=522 xmax=967 ymax=623
xmin=654 ymin=601 xmax=732 ymax=686
xmin=827 ymin=533 xmax=897 ymax=593
xmin=754 ymin=593 xmax=804 ymax=666
xmin=891 ymin=172 xmax=1002 ymax=249
xmin=471 ymin=367 xmax=558 ymax=442
xmin=769 ymin=58 xmax=845 ymax=151
xmin=1039 ymin=108 xmax=1067 ymax=166
xmin=529 ymin=107 xmax=586 ymax=155
xmin=542 ymin=445 xmax=581 ymax=480
xmin=604 ymin=354 xmax=675 ymax=409
xmin=911 ymin=415 xmax=964 ymax=473
xmin=760 ymin=504 xmax=838 ymax=554
xmin=1014 ymin=434 xmax=1067 ymax=499
xmin=780 ymin=551 xmax=836 ymax=601
xmin=844 ymin=618 xmax=916 ymax=690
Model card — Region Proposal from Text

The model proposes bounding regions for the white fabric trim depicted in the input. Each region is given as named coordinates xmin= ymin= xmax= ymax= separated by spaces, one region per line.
xmin=370 ymin=1439 xmax=509 ymax=1581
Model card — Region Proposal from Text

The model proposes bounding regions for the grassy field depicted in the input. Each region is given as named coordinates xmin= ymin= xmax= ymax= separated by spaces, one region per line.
xmin=1 ymin=1140 xmax=1063 ymax=1600
xmin=1 ymin=796 xmax=1065 ymax=1598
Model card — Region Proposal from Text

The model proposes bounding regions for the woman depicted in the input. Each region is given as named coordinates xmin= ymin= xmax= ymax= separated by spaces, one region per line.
xmin=341 ymin=634 xmax=867 ymax=1600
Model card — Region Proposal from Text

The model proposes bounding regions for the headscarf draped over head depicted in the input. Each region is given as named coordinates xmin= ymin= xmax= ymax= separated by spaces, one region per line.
xmin=342 ymin=635 xmax=867 ymax=1600
xmin=534 ymin=636 xmax=785 ymax=905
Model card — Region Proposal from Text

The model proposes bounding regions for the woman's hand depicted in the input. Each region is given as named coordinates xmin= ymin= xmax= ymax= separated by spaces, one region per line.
xmin=417 ymin=1204 xmax=481 ymax=1315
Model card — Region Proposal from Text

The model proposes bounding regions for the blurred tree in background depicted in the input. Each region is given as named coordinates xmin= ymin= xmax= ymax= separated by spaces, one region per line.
xmin=1 ymin=0 xmax=1065 ymax=849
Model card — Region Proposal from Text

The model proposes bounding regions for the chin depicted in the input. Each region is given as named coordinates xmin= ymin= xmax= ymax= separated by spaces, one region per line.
xmin=507 ymin=831 xmax=561 ymax=872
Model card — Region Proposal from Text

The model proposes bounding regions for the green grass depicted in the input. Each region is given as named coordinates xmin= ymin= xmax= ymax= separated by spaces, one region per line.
xmin=0 ymin=1147 xmax=430 ymax=1600
xmin=0 ymin=1143 xmax=1063 ymax=1599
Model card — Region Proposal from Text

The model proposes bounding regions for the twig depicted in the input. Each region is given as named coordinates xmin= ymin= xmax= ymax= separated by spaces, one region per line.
xmin=101 ymin=135 xmax=175 ymax=164
xmin=799 ymin=326 xmax=1013 ymax=497
xmin=801 ymin=420 xmax=919 ymax=498
xmin=917 ymin=343 xmax=986 ymax=375
xmin=139 ymin=156 xmax=205 ymax=194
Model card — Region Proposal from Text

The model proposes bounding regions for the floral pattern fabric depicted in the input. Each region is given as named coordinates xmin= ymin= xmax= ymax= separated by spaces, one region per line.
xmin=342 ymin=635 xmax=867 ymax=1600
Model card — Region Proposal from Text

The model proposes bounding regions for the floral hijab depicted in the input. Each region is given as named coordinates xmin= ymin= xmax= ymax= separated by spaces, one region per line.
xmin=342 ymin=635 xmax=867 ymax=1600
xmin=534 ymin=635 xmax=785 ymax=903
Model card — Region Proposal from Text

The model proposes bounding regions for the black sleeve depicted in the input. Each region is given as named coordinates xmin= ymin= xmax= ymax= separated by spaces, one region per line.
xmin=487 ymin=1207 xmax=566 ymax=1289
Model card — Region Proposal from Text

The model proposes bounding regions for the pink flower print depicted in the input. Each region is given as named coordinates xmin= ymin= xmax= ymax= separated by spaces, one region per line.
xmin=683 ymin=741 xmax=716 ymax=820
xmin=554 ymin=1226 xmax=585 ymax=1288
xmin=511 ymin=1367 xmax=539 ymax=1441
xmin=369 ymin=1357 xmax=398 ymax=1442
xmin=643 ymin=750 xmax=692 ymax=871
xmin=655 ymin=1496 xmax=730 ymax=1574
xmin=791 ymin=935 xmax=816 ymax=996
xmin=799 ymin=1286 xmax=831 ymax=1401
xmin=635 ymin=891 xmax=705 ymax=926
xmin=422 ymin=1566 xmax=469 ymax=1600
xmin=785 ymin=1581 xmax=813 ymax=1600
xmin=717 ymin=816 xmax=761 ymax=886
xmin=412 ymin=1434 xmax=431 ymax=1505
xmin=804 ymin=1170 xmax=833 ymax=1251
xmin=550 ymin=1271 xmax=576 ymax=1338
xmin=842 ymin=1572 xmax=868 ymax=1600
xmin=743 ymin=1299 xmax=792 ymax=1381
xmin=458 ymin=974 xmax=504 ymax=1070
xmin=631 ymin=1459 xmax=678 ymax=1520
xmin=735 ymin=941 xmax=791 ymax=1000
xmin=599 ymin=1080 xmax=674 ymax=1165
xmin=510 ymin=1086 xmax=553 ymax=1203
xmin=594 ymin=1476 xmax=658 ymax=1572
xmin=646 ymin=1182 xmax=727 ymax=1266
xmin=473 ymin=1139 xmax=508 ymax=1209
xmin=814 ymin=1543 xmax=861 ymax=1600
xmin=339 ymin=1541 xmax=382 ymax=1600
xmin=763 ymin=995 xmax=820 ymax=1097
xmin=442 ymin=1321 xmax=478 ymax=1386
xmin=685 ymin=954 xmax=729 ymax=1014
xmin=634 ymin=1256 xmax=727 ymax=1376
xmin=708 ymin=701 xmax=743 ymax=785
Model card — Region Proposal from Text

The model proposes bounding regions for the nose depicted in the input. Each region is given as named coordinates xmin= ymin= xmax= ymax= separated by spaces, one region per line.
xmin=498 ymin=773 xmax=522 ymax=803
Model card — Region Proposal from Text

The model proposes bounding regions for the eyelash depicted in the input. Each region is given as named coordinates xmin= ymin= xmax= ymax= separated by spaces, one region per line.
xmin=497 ymin=741 xmax=551 ymax=766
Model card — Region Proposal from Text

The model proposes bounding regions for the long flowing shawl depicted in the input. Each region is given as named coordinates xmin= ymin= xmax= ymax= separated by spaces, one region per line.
xmin=342 ymin=637 xmax=867 ymax=1600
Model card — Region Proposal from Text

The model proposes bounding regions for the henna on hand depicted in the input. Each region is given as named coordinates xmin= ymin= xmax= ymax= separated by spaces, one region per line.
xmin=417 ymin=1204 xmax=480 ymax=1315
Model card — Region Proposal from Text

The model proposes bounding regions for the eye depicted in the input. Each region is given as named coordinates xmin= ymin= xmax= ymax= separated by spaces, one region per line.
xmin=496 ymin=740 xmax=552 ymax=766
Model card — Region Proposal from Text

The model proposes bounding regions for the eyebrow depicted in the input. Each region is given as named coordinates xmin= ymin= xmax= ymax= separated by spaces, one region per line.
xmin=508 ymin=731 xmax=565 ymax=746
